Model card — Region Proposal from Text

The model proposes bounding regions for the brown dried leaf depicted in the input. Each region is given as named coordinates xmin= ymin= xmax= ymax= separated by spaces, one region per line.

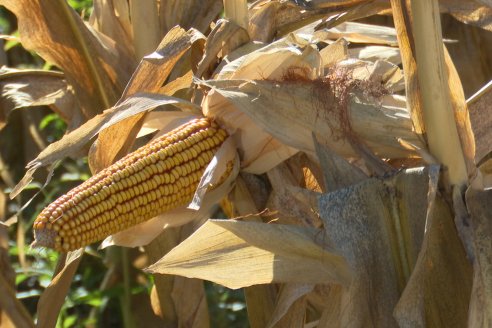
xmin=159 ymin=0 xmax=223 ymax=35
xmin=171 ymin=277 xmax=209 ymax=328
xmin=267 ymin=283 xmax=313 ymax=328
xmin=394 ymin=194 xmax=472 ymax=327
xmin=318 ymin=167 xmax=432 ymax=327
xmin=0 ymin=69 xmax=81 ymax=131
xmin=146 ymin=220 xmax=352 ymax=289
xmin=90 ymin=0 xmax=134 ymax=60
xmin=36 ymin=249 xmax=84 ymax=328
xmin=0 ymin=0 xmax=131 ymax=118
xmin=465 ymin=186 xmax=492 ymax=326
xmin=468 ymin=80 xmax=492 ymax=162
xmin=313 ymin=22 xmax=399 ymax=46
xmin=440 ymin=0 xmax=492 ymax=31
xmin=92 ymin=27 xmax=205 ymax=171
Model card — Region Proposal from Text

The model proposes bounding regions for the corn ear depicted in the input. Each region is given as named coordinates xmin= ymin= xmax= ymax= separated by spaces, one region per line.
xmin=32 ymin=118 xmax=230 ymax=252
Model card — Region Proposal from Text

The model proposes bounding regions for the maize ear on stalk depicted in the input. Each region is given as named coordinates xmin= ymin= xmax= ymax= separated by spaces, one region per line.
xmin=32 ymin=118 xmax=230 ymax=252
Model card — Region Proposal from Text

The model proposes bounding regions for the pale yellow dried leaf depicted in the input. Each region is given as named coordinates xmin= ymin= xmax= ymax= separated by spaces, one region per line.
xmin=319 ymin=38 xmax=348 ymax=68
xmin=90 ymin=0 xmax=134 ymax=60
xmin=146 ymin=220 xmax=352 ymax=289
xmin=159 ymin=0 xmax=223 ymax=34
xmin=202 ymin=78 xmax=422 ymax=161
xmin=313 ymin=22 xmax=398 ymax=46
xmin=349 ymin=45 xmax=401 ymax=66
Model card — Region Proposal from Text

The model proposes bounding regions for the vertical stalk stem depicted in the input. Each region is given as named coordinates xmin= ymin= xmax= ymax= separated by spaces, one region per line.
xmin=410 ymin=0 xmax=468 ymax=186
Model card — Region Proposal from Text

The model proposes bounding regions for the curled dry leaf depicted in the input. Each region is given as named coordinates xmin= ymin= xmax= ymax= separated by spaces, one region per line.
xmin=146 ymin=220 xmax=352 ymax=290
xmin=0 ymin=69 xmax=81 ymax=130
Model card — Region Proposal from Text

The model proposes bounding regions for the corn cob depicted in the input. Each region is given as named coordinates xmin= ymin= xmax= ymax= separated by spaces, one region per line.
xmin=33 ymin=118 xmax=229 ymax=252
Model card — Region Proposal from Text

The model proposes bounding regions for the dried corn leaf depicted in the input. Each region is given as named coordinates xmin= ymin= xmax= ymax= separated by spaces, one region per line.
xmin=171 ymin=277 xmax=209 ymax=328
xmin=0 ymin=0 xmax=131 ymax=118
xmin=468 ymin=80 xmax=492 ymax=162
xmin=394 ymin=195 xmax=472 ymax=327
xmin=159 ymin=0 xmax=222 ymax=35
xmin=348 ymin=45 xmax=401 ymax=66
xmin=92 ymin=27 xmax=204 ymax=171
xmin=318 ymin=167 xmax=432 ymax=327
xmin=313 ymin=22 xmax=398 ymax=46
xmin=440 ymin=0 xmax=492 ymax=31
xmin=267 ymin=283 xmax=313 ymax=328
xmin=202 ymin=78 xmax=422 ymax=161
xmin=90 ymin=0 xmax=134 ymax=59
xmin=0 ymin=69 xmax=80 ymax=130
xmin=146 ymin=220 xmax=351 ymax=290
xmin=465 ymin=187 xmax=492 ymax=326
xmin=196 ymin=19 xmax=250 ymax=79
xmin=36 ymin=249 xmax=84 ymax=328
xmin=11 ymin=92 xmax=199 ymax=199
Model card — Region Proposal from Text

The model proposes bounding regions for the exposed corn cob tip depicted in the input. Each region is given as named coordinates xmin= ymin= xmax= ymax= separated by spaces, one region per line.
xmin=32 ymin=118 xmax=229 ymax=252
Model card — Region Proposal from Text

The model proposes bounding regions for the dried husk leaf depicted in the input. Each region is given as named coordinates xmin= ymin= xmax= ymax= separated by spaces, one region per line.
xmin=196 ymin=19 xmax=250 ymax=79
xmin=146 ymin=220 xmax=352 ymax=290
xmin=348 ymin=45 xmax=401 ymax=66
xmin=203 ymin=34 xmax=323 ymax=173
xmin=202 ymin=78 xmax=422 ymax=162
xmin=319 ymin=38 xmax=349 ymax=69
xmin=0 ymin=0 xmax=131 ymax=118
